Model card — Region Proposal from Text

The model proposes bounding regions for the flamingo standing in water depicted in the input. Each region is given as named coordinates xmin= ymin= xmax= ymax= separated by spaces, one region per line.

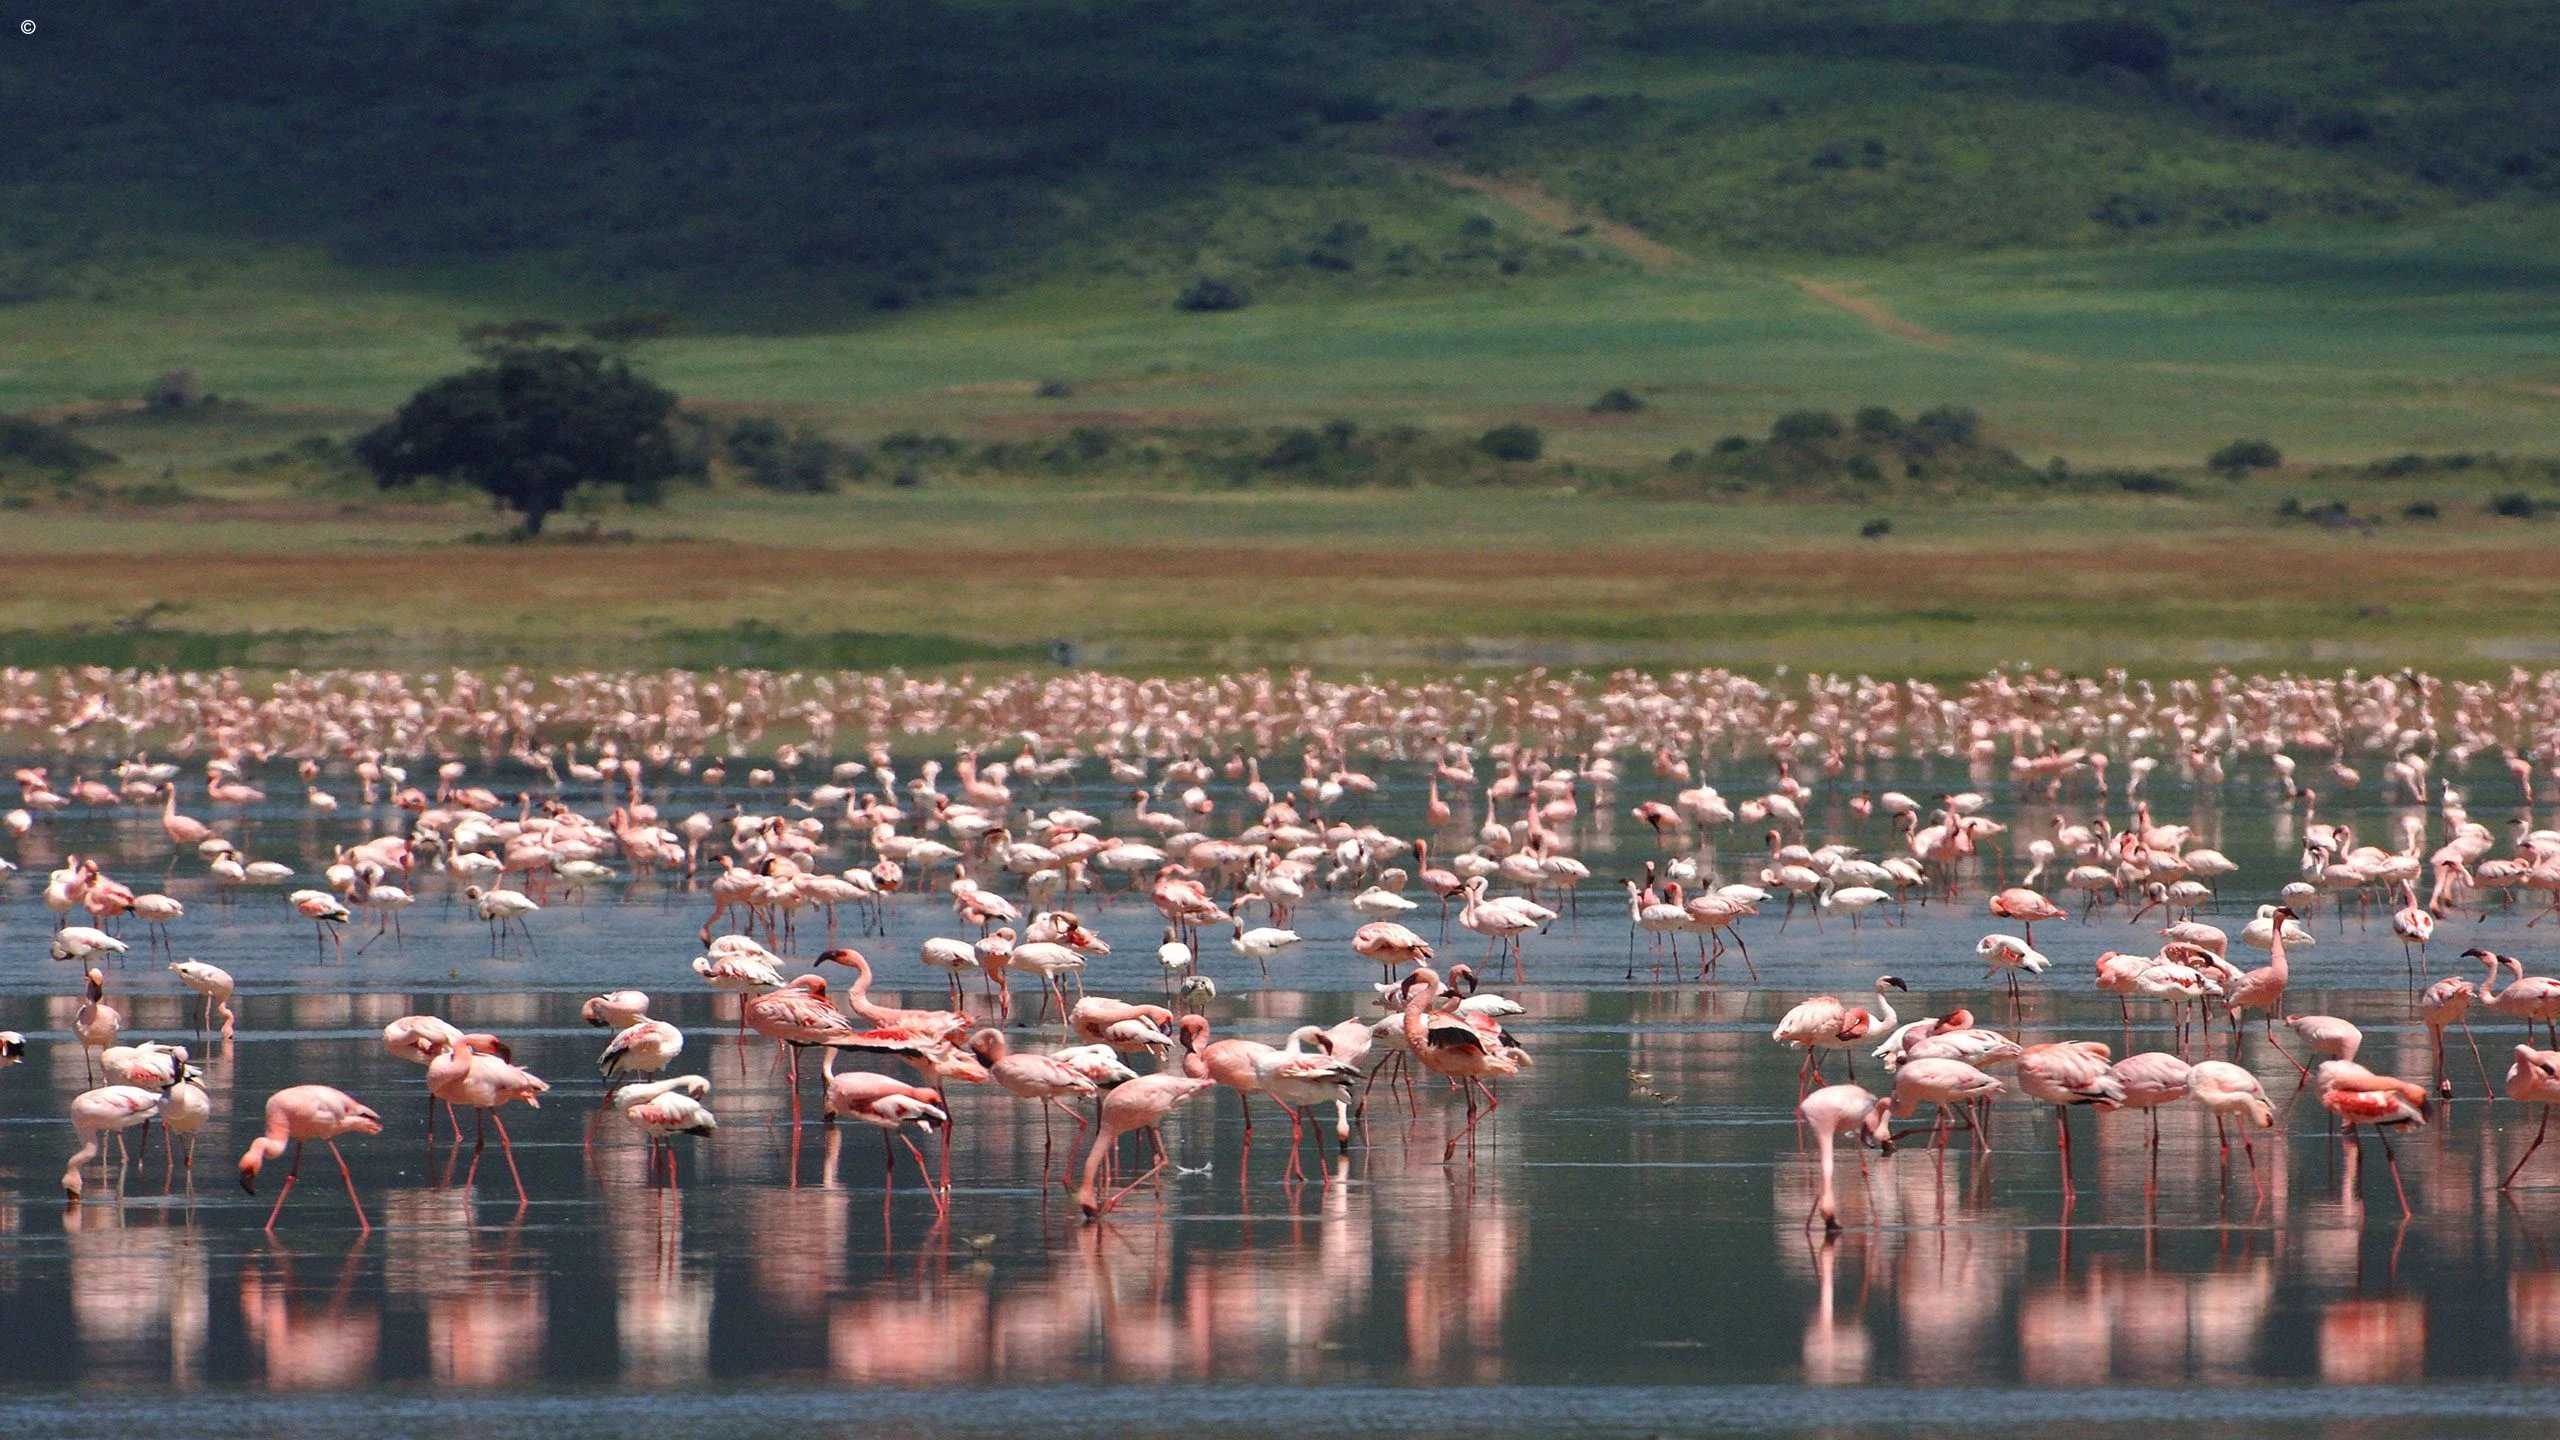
xmin=2016 ymin=1041 xmax=2124 ymax=1204
xmin=426 ymin=1034 xmax=549 ymax=1206
xmin=1771 ymin=977 xmax=1905 ymax=1088
xmin=823 ymin=1070 xmax=950 ymax=1219
xmin=2500 ymin=1045 xmax=2560 ymax=1190
xmin=966 ymin=1029 xmax=1099 ymax=1181
xmin=237 ymin=1085 xmax=383 ymax=1231
xmin=1399 ymin=966 xmax=1527 ymax=1163
xmin=1074 ymin=1015 xmax=1217 ymax=1217
xmin=62 ymin=1085 xmax=162 ymax=1202
xmin=2225 ymin=906 xmax=2304 ymax=1073
xmin=2315 ymin=1061 xmax=2427 ymax=1218
xmin=169 ymin=959 xmax=237 ymax=1040
xmin=2475 ymin=949 xmax=2560 ymax=1047
xmin=1798 ymin=1083 xmax=1893 ymax=1233
xmin=616 ymin=1076 xmax=717 ymax=1186
xmin=2421 ymin=975 xmax=2491 ymax=1098
xmin=2187 ymin=1059 xmax=2275 ymax=1193
xmin=1988 ymin=887 xmax=2066 ymax=944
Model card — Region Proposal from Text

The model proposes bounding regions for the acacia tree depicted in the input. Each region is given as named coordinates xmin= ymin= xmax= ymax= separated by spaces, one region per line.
xmin=357 ymin=334 xmax=684 ymax=535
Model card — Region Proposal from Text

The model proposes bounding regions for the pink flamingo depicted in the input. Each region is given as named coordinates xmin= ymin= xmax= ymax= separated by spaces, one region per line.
xmin=2316 ymin=1062 xmax=2427 ymax=1217
xmin=237 ymin=1085 xmax=383 ymax=1232
xmin=1400 ymin=965 xmax=1525 ymax=1163
xmin=2016 ymin=1041 xmax=2124 ymax=1204
xmin=1988 ymin=886 xmax=2065 ymax=944
xmin=1798 ymin=1083 xmax=1893 ymax=1232
xmin=2187 ymin=1060 xmax=2274 ymax=1193
xmin=967 ymin=1029 xmax=1099 ymax=1180
xmin=2421 ymin=975 xmax=2491 ymax=1098
xmin=2225 ymin=905 xmax=2305 ymax=1074
xmin=427 ymin=1033 xmax=549 ymax=1205
xmin=2500 ymin=1045 xmax=2560 ymax=1189
xmin=2475 ymin=948 xmax=2560 ymax=1047
xmin=812 ymin=948 xmax=972 ymax=1040
xmin=1884 ymin=1056 xmax=2003 ymax=1151
xmin=1074 ymin=1015 xmax=1217 ymax=1217
xmin=823 ymin=1070 xmax=949 ymax=1219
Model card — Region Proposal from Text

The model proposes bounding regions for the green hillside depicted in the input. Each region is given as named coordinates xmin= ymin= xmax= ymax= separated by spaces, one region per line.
xmin=10 ymin=0 xmax=2559 ymax=323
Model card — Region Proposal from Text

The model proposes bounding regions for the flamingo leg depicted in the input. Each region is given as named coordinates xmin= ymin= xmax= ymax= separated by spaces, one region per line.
xmin=265 ymin=1141 xmax=303 ymax=1231
xmin=2376 ymin=1126 xmax=2413 ymax=1219
xmin=490 ymin=1109 xmax=528 ymax=1208
xmin=2503 ymin=1108 xmax=2552 ymax=1191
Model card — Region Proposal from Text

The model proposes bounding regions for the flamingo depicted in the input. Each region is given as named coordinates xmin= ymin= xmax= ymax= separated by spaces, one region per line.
xmin=823 ymin=1071 xmax=950 ymax=1219
xmin=966 ymin=1029 xmax=1100 ymax=1179
xmin=1398 ymin=966 xmax=1526 ymax=1163
xmin=1798 ymin=1083 xmax=1893 ymax=1232
xmin=1073 ymin=1015 xmax=1216 ymax=1217
xmin=2015 ymin=1041 xmax=2124 ymax=1204
xmin=237 ymin=1085 xmax=383 ymax=1231
xmin=1772 ymin=977 xmax=1906 ymax=1088
xmin=2315 ymin=1061 xmax=2427 ymax=1217
xmin=616 ymin=1076 xmax=717 ymax=1186
xmin=62 ymin=1085 xmax=162 ymax=1202
xmin=2225 ymin=905 xmax=2304 ymax=1072
xmin=168 ymin=959 xmax=237 ymax=1040
xmin=1987 ymin=886 xmax=2065 ymax=943
xmin=2500 ymin=1045 xmax=2560 ymax=1190
xmin=2420 ymin=975 xmax=2491 ymax=1098
xmin=427 ymin=1033 xmax=550 ymax=1206
xmin=2187 ymin=1059 xmax=2275 ymax=1192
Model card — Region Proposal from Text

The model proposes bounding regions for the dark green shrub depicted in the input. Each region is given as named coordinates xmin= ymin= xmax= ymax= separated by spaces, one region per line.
xmin=145 ymin=368 xmax=204 ymax=409
xmin=1860 ymin=517 xmax=1892 ymax=539
xmin=1478 ymin=424 xmax=1543 ymax=462
xmin=2402 ymin=500 xmax=2439 ymax=519
xmin=2490 ymin=492 xmax=2541 ymax=519
xmin=1853 ymin=406 xmax=1902 ymax=436
xmin=1175 ymin=278 xmax=1249 ymax=313
xmin=1770 ymin=409 xmax=1843 ymax=445
xmin=1912 ymin=406 xmax=1981 ymax=446
xmin=1590 ymin=388 xmax=1646 ymax=414
xmin=2210 ymin=438 xmax=2283 ymax=471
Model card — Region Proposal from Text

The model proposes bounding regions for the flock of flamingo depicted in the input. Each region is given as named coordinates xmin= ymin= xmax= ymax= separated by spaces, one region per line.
xmin=5 ymin=663 xmax=2560 ymax=1239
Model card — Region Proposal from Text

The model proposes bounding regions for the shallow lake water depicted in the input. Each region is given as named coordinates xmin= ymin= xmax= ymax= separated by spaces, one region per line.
xmin=2 ymin=756 xmax=2557 ymax=1436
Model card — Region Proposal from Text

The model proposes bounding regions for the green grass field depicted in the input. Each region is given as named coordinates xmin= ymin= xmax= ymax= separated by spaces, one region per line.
xmin=8 ymin=207 xmax=2557 ymax=471
xmin=5 ymin=1 xmax=2559 ymax=678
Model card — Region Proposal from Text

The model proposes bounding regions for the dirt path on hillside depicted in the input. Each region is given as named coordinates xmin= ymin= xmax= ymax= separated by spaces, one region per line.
xmin=1377 ymin=0 xmax=1989 ymax=351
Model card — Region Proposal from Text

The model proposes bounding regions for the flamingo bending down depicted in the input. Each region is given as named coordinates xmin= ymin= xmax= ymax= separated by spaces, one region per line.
xmin=63 ymin=1085 xmax=162 ymax=1202
xmin=823 ymin=1070 xmax=950 ymax=1219
xmin=2420 ymin=976 xmax=2491 ymax=1098
xmin=2187 ymin=1060 xmax=2275 ymax=1192
xmin=967 ymin=1029 xmax=1100 ymax=1180
xmin=2501 ymin=1046 xmax=2560 ymax=1189
xmin=427 ymin=1033 xmax=550 ymax=1206
xmin=1798 ymin=1083 xmax=1894 ymax=1232
xmin=237 ymin=1085 xmax=383 ymax=1231
xmin=1074 ymin=1017 xmax=1217 ymax=1217
xmin=2015 ymin=1041 xmax=2124 ymax=1204
xmin=2315 ymin=1061 xmax=2427 ymax=1218
xmin=616 ymin=1076 xmax=717 ymax=1187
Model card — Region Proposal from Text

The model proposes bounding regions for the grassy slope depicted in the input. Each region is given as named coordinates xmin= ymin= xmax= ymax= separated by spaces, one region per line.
xmin=9 ymin=210 xmax=2557 ymax=468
